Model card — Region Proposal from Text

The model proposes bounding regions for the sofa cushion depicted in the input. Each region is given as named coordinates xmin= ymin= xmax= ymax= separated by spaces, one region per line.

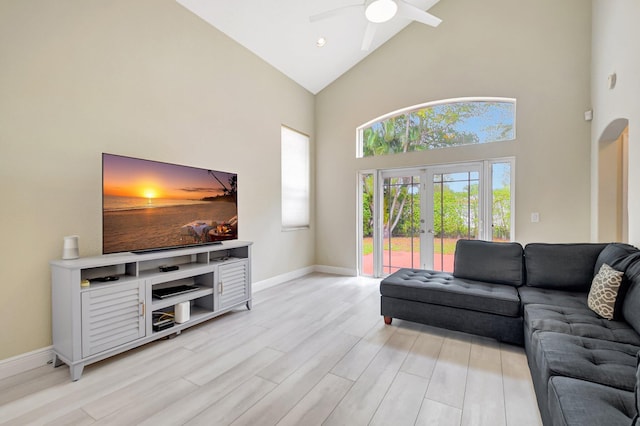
xmin=453 ymin=239 xmax=524 ymax=287
xmin=380 ymin=268 xmax=521 ymax=317
xmin=523 ymin=304 xmax=640 ymax=346
xmin=518 ymin=286 xmax=588 ymax=309
xmin=588 ymin=263 xmax=624 ymax=320
xmin=529 ymin=331 xmax=639 ymax=393
xmin=524 ymin=243 xmax=607 ymax=291
xmin=548 ymin=376 xmax=636 ymax=426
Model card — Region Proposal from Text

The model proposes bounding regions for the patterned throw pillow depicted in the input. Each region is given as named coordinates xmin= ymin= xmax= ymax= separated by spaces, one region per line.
xmin=588 ymin=263 xmax=624 ymax=320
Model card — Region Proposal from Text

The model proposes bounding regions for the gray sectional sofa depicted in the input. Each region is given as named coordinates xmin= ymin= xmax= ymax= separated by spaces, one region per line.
xmin=380 ymin=240 xmax=640 ymax=426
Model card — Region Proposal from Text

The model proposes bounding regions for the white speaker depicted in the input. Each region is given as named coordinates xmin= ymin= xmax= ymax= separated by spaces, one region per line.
xmin=175 ymin=302 xmax=190 ymax=324
xmin=62 ymin=235 xmax=79 ymax=260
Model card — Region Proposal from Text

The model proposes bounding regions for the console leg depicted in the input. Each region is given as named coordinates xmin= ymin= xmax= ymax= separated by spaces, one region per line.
xmin=384 ymin=316 xmax=392 ymax=325
xmin=52 ymin=354 xmax=64 ymax=368
xmin=246 ymin=300 xmax=252 ymax=310
xmin=70 ymin=364 xmax=84 ymax=381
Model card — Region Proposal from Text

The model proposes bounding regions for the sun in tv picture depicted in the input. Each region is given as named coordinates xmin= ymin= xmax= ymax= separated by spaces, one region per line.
xmin=102 ymin=154 xmax=238 ymax=254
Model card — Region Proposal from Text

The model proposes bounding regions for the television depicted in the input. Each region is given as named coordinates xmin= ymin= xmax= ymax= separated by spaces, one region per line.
xmin=102 ymin=153 xmax=238 ymax=254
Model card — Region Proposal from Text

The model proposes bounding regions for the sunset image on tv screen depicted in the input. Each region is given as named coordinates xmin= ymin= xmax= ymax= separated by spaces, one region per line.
xmin=102 ymin=154 xmax=237 ymax=254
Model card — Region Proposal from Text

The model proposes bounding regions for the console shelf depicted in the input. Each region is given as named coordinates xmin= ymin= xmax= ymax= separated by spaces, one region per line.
xmin=151 ymin=287 xmax=213 ymax=310
xmin=51 ymin=241 xmax=252 ymax=381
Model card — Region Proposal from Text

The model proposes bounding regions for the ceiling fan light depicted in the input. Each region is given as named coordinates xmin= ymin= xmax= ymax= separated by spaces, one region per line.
xmin=365 ymin=0 xmax=398 ymax=23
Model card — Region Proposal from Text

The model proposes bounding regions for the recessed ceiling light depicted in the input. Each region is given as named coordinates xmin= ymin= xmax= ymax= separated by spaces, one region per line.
xmin=316 ymin=37 xmax=327 ymax=47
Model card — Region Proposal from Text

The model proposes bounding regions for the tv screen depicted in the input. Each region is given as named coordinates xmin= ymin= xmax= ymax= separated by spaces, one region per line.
xmin=102 ymin=153 xmax=238 ymax=254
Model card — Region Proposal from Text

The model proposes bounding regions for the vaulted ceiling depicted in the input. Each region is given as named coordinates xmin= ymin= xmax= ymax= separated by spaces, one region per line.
xmin=176 ymin=0 xmax=444 ymax=94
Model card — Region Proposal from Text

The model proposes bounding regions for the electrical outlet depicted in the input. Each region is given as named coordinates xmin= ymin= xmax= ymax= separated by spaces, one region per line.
xmin=531 ymin=212 xmax=540 ymax=223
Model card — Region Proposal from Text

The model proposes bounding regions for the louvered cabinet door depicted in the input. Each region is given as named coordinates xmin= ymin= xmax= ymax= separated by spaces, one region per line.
xmin=81 ymin=280 xmax=146 ymax=357
xmin=218 ymin=260 xmax=250 ymax=310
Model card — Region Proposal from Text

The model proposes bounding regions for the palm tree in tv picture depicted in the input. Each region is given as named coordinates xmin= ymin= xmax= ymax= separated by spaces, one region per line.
xmin=206 ymin=170 xmax=238 ymax=241
xmin=208 ymin=170 xmax=237 ymax=207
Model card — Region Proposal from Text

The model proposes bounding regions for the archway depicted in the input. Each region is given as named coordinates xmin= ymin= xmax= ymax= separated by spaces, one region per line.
xmin=598 ymin=118 xmax=629 ymax=242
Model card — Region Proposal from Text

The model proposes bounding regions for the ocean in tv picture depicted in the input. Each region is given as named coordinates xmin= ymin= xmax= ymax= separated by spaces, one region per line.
xmin=103 ymin=196 xmax=237 ymax=254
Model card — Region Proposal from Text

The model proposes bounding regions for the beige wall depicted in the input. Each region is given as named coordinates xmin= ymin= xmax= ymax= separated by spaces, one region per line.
xmin=0 ymin=0 xmax=315 ymax=360
xmin=591 ymin=0 xmax=640 ymax=245
xmin=315 ymin=0 xmax=593 ymax=271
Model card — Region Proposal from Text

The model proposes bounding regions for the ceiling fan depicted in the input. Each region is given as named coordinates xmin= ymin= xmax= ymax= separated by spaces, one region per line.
xmin=310 ymin=0 xmax=442 ymax=51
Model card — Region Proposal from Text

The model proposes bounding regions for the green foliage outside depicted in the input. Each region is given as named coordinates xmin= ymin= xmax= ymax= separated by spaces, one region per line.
xmin=492 ymin=186 xmax=511 ymax=240
xmin=433 ymin=182 xmax=479 ymax=239
xmin=361 ymin=174 xmax=510 ymax=240
xmin=361 ymin=101 xmax=514 ymax=157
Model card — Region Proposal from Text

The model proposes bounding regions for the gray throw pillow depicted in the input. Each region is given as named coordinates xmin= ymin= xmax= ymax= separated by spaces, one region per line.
xmin=588 ymin=263 xmax=623 ymax=320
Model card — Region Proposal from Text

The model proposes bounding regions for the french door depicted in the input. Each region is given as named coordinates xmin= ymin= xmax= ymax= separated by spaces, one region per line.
xmin=426 ymin=165 xmax=482 ymax=273
xmin=379 ymin=170 xmax=426 ymax=275
xmin=359 ymin=159 xmax=514 ymax=277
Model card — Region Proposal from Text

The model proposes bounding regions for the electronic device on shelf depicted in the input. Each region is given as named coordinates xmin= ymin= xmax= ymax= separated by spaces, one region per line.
xmin=102 ymin=153 xmax=238 ymax=255
xmin=152 ymin=318 xmax=174 ymax=332
xmin=89 ymin=275 xmax=120 ymax=283
xmin=151 ymin=284 xmax=200 ymax=299
xmin=159 ymin=265 xmax=180 ymax=272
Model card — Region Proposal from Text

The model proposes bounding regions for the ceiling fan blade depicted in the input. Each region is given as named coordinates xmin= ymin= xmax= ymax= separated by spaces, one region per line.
xmin=361 ymin=21 xmax=378 ymax=51
xmin=421 ymin=0 xmax=442 ymax=11
xmin=396 ymin=0 xmax=442 ymax=27
xmin=310 ymin=3 xmax=364 ymax=23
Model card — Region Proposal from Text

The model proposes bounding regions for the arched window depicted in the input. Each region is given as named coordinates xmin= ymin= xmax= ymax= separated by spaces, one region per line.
xmin=357 ymin=97 xmax=516 ymax=158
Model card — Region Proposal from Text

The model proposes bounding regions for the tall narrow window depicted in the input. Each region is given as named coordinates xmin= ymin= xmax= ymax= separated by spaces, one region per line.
xmin=491 ymin=161 xmax=513 ymax=241
xmin=281 ymin=126 xmax=310 ymax=229
xmin=359 ymin=172 xmax=375 ymax=276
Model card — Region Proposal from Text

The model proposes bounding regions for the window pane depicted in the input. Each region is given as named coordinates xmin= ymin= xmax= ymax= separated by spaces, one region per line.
xmin=433 ymin=171 xmax=479 ymax=272
xmin=281 ymin=127 xmax=310 ymax=229
xmin=492 ymin=162 xmax=512 ymax=241
xmin=358 ymin=98 xmax=516 ymax=158
xmin=361 ymin=173 xmax=374 ymax=276
xmin=383 ymin=176 xmax=421 ymax=275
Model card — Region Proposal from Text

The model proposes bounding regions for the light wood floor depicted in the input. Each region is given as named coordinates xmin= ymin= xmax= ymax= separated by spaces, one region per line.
xmin=0 ymin=273 xmax=542 ymax=426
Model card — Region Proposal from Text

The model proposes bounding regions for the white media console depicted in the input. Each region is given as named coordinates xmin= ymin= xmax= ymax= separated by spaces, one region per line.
xmin=50 ymin=240 xmax=252 ymax=380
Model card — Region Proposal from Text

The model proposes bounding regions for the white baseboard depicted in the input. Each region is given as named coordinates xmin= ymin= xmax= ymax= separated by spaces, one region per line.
xmin=253 ymin=265 xmax=317 ymax=292
xmin=314 ymin=265 xmax=358 ymax=277
xmin=0 ymin=346 xmax=53 ymax=380
xmin=3 ymin=265 xmax=358 ymax=379
xmin=252 ymin=265 xmax=357 ymax=292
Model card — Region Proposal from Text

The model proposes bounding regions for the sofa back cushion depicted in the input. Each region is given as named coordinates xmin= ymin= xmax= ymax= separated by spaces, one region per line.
xmin=453 ymin=239 xmax=524 ymax=287
xmin=622 ymin=261 xmax=640 ymax=335
xmin=524 ymin=243 xmax=607 ymax=291
xmin=594 ymin=243 xmax=640 ymax=319
xmin=634 ymin=352 xmax=640 ymax=426
xmin=594 ymin=243 xmax=640 ymax=275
